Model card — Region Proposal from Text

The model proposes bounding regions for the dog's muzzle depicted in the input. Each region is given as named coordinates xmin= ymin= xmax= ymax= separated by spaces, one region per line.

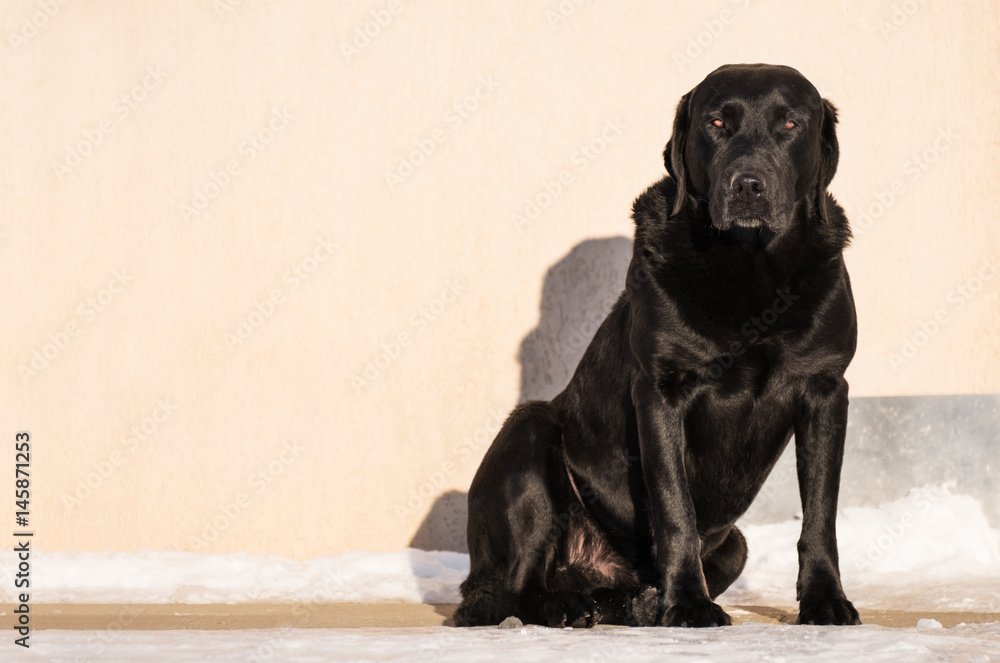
xmin=718 ymin=171 xmax=772 ymax=229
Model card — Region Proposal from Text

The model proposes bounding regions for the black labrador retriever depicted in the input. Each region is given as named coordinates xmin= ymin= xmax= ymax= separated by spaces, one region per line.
xmin=455 ymin=64 xmax=860 ymax=628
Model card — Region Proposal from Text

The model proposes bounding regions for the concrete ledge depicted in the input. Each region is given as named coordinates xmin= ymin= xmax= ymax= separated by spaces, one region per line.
xmin=745 ymin=393 xmax=1000 ymax=528
xmin=411 ymin=394 xmax=1000 ymax=553
xmin=1 ymin=604 xmax=997 ymax=630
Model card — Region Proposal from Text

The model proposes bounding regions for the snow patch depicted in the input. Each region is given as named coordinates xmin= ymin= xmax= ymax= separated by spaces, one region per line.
xmin=6 ymin=623 xmax=1000 ymax=663
xmin=1 ymin=490 xmax=997 ymax=610
xmin=721 ymin=488 xmax=1000 ymax=611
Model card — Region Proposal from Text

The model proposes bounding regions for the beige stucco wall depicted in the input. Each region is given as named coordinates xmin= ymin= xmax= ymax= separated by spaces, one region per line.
xmin=1 ymin=1 xmax=998 ymax=558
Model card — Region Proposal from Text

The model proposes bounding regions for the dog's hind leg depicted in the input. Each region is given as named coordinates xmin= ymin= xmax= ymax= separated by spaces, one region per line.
xmin=576 ymin=529 xmax=745 ymax=627
xmin=453 ymin=569 xmax=514 ymax=627
xmin=455 ymin=402 xmax=599 ymax=627
xmin=702 ymin=526 xmax=748 ymax=600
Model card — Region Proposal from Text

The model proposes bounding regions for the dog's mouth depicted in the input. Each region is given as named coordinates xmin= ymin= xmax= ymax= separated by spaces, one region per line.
xmin=727 ymin=198 xmax=771 ymax=228
xmin=710 ymin=195 xmax=773 ymax=231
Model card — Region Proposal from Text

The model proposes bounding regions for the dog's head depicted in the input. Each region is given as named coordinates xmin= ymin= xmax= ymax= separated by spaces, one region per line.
xmin=665 ymin=64 xmax=839 ymax=236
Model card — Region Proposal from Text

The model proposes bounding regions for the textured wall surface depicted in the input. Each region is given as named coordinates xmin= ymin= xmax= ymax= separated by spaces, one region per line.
xmin=1 ymin=1 xmax=998 ymax=557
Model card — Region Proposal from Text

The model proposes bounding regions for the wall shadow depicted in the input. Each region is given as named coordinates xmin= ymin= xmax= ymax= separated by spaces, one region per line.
xmin=408 ymin=489 xmax=469 ymax=553
xmin=408 ymin=236 xmax=634 ymax=555
xmin=517 ymin=236 xmax=633 ymax=402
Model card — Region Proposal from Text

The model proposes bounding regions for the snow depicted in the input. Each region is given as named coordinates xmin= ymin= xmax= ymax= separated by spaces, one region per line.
xmin=0 ymin=548 xmax=469 ymax=605
xmin=722 ymin=488 xmax=1000 ymax=612
xmin=2 ymin=488 xmax=996 ymax=610
xmin=6 ymin=623 xmax=1000 ymax=663
xmin=2 ymin=490 xmax=998 ymax=661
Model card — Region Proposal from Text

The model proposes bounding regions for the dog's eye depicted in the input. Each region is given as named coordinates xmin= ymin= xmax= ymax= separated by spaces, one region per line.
xmin=711 ymin=119 xmax=724 ymax=128
xmin=783 ymin=121 xmax=797 ymax=130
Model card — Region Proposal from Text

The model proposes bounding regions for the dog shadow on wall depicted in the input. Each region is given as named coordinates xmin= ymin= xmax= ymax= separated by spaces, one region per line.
xmin=409 ymin=236 xmax=634 ymax=554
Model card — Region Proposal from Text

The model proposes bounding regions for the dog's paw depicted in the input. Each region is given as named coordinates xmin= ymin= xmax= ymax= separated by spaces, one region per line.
xmin=542 ymin=591 xmax=601 ymax=628
xmin=797 ymin=595 xmax=861 ymax=625
xmin=627 ymin=585 xmax=661 ymax=626
xmin=661 ymin=598 xmax=731 ymax=627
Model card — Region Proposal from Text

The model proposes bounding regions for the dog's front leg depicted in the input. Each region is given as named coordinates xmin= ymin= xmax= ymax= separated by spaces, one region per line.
xmin=793 ymin=377 xmax=861 ymax=625
xmin=631 ymin=373 xmax=731 ymax=627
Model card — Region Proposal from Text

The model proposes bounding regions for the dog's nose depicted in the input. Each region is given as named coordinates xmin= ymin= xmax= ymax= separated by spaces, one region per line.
xmin=730 ymin=173 xmax=766 ymax=198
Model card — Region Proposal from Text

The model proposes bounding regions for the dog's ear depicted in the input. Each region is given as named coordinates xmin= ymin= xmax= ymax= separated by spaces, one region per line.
xmin=815 ymin=98 xmax=840 ymax=223
xmin=664 ymin=92 xmax=691 ymax=217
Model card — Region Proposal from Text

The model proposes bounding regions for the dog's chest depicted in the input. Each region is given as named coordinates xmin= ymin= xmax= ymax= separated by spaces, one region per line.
xmin=679 ymin=350 xmax=800 ymax=523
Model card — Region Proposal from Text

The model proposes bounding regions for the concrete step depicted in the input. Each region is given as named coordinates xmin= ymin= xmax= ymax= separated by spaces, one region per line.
xmin=2 ymin=603 xmax=997 ymax=630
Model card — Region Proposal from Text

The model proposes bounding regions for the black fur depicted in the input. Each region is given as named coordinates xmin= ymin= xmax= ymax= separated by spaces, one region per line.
xmin=456 ymin=64 xmax=860 ymax=629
